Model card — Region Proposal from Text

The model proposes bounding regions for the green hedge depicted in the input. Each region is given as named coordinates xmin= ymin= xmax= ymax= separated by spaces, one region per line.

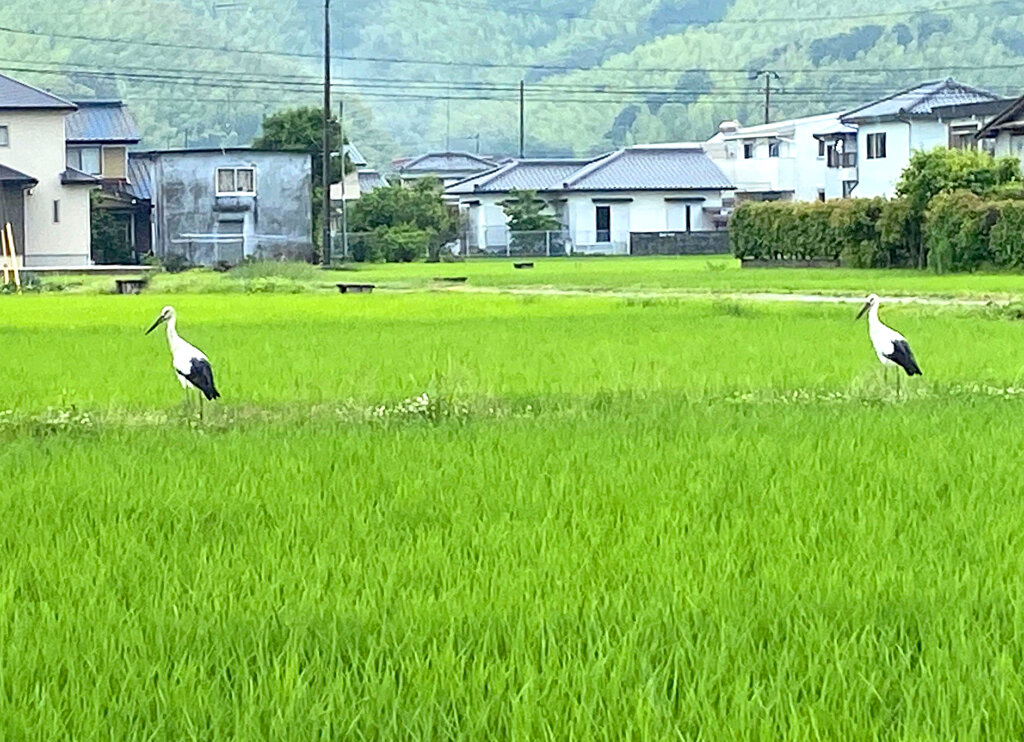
xmin=924 ymin=191 xmax=998 ymax=274
xmin=730 ymin=196 xmax=1024 ymax=272
xmin=991 ymin=202 xmax=1024 ymax=269
xmin=730 ymin=199 xmax=892 ymax=264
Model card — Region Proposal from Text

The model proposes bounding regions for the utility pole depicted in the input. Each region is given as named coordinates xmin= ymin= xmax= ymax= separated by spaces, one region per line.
xmin=339 ymin=98 xmax=349 ymax=261
xmin=756 ymin=70 xmax=780 ymax=125
xmin=321 ymin=0 xmax=332 ymax=267
xmin=519 ymin=80 xmax=525 ymax=159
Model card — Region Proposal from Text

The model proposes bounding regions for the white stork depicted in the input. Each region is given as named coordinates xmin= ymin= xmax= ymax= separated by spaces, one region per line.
xmin=856 ymin=294 xmax=922 ymax=394
xmin=146 ymin=305 xmax=220 ymax=414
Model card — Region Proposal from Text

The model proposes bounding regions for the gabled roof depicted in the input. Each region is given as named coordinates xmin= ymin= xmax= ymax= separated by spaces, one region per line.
xmin=358 ymin=169 xmax=388 ymax=193
xmin=562 ymin=146 xmax=733 ymax=191
xmin=398 ymin=151 xmax=497 ymax=175
xmin=344 ymin=143 xmax=368 ymax=167
xmin=0 ymin=73 xmax=75 ymax=111
xmin=975 ymin=92 xmax=1024 ymax=138
xmin=447 ymin=158 xmax=594 ymax=194
xmin=842 ymin=78 xmax=1000 ymax=122
xmin=447 ymin=147 xmax=733 ymax=195
xmin=0 ymin=164 xmax=37 ymax=187
xmin=66 ymin=100 xmax=141 ymax=144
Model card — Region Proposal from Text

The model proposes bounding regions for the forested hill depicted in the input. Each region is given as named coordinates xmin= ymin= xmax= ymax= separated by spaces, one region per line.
xmin=1 ymin=0 xmax=1023 ymax=166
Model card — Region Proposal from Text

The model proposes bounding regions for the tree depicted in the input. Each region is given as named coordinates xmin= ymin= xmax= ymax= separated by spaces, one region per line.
xmin=500 ymin=190 xmax=560 ymax=232
xmin=895 ymin=148 xmax=1023 ymax=267
xmin=253 ymin=107 xmax=355 ymax=259
xmin=253 ymin=106 xmax=352 ymax=185
xmin=346 ymin=179 xmax=458 ymax=262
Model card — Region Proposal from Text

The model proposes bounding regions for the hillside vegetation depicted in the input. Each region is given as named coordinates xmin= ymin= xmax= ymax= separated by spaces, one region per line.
xmin=1 ymin=0 xmax=1022 ymax=163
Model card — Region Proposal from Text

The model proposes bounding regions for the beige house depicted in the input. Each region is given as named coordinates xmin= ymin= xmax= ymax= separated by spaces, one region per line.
xmin=0 ymin=74 xmax=98 ymax=267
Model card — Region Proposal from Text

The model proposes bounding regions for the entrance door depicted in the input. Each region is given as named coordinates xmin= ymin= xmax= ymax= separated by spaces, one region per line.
xmin=595 ymin=205 xmax=610 ymax=243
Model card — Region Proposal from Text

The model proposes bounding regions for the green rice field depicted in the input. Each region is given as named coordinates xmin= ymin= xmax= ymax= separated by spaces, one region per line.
xmin=5 ymin=275 xmax=1024 ymax=738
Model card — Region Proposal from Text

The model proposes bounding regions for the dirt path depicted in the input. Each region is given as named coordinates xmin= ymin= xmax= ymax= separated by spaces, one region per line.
xmin=437 ymin=285 xmax=994 ymax=306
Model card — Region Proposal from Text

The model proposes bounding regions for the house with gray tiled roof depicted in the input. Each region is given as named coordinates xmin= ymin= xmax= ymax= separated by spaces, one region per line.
xmin=0 ymin=73 xmax=99 ymax=267
xmin=395 ymin=151 xmax=498 ymax=186
xmin=446 ymin=145 xmax=733 ymax=255
xmin=840 ymin=79 xmax=1002 ymax=197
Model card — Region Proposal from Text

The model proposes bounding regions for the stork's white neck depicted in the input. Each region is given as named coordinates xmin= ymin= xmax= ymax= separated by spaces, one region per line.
xmin=867 ymin=302 xmax=880 ymax=327
xmin=165 ymin=315 xmax=185 ymax=352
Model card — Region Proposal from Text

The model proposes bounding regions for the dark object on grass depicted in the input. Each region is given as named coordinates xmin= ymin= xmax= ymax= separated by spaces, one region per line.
xmin=514 ymin=262 xmax=534 ymax=269
xmin=336 ymin=283 xmax=375 ymax=294
xmin=115 ymin=279 xmax=147 ymax=295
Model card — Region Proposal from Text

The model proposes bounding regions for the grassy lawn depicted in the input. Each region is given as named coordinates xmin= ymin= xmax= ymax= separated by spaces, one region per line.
xmin=4 ymin=291 xmax=1024 ymax=737
xmin=33 ymin=255 xmax=1024 ymax=299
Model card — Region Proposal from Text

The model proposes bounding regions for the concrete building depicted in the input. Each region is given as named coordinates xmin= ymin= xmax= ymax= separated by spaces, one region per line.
xmin=128 ymin=148 xmax=313 ymax=266
xmin=447 ymin=145 xmax=733 ymax=256
xmin=840 ymin=79 xmax=1001 ymax=198
xmin=0 ymin=74 xmax=99 ymax=267
xmin=704 ymin=113 xmax=842 ymax=203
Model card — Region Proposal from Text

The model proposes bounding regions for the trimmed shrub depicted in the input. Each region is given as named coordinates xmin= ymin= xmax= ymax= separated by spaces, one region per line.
xmin=991 ymin=201 xmax=1024 ymax=269
xmin=830 ymin=197 xmax=886 ymax=268
xmin=924 ymin=190 xmax=996 ymax=273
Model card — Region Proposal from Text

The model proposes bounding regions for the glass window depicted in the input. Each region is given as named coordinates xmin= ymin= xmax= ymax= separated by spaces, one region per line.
xmin=236 ymin=168 xmax=255 ymax=193
xmin=867 ymin=133 xmax=887 ymax=159
xmin=217 ymin=168 xmax=236 ymax=194
xmin=743 ymin=142 xmax=754 ymax=159
xmin=68 ymin=147 xmax=101 ymax=175
xmin=217 ymin=167 xmax=256 ymax=194
xmin=768 ymin=141 xmax=781 ymax=158
xmin=0 ymin=125 xmax=8 ymax=147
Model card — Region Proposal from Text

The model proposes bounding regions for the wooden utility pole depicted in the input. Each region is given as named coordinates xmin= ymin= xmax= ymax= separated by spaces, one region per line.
xmin=339 ymin=98 xmax=349 ymax=261
xmin=756 ymin=70 xmax=780 ymax=125
xmin=321 ymin=0 xmax=332 ymax=266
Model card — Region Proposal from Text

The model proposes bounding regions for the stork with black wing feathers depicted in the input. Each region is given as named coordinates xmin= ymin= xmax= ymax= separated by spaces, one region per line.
xmin=856 ymin=294 xmax=922 ymax=395
xmin=146 ymin=305 xmax=220 ymax=416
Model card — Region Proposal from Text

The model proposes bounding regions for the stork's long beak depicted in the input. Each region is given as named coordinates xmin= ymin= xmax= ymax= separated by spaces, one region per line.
xmin=145 ymin=316 xmax=165 ymax=335
xmin=855 ymin=301 xmax=870 ymax=320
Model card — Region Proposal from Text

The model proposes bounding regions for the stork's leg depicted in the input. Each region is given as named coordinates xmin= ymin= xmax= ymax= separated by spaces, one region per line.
xmin=896 ymin=370 xmax=902 ymax=399
xmin=199 ymin=393 xmax=205 ymax=422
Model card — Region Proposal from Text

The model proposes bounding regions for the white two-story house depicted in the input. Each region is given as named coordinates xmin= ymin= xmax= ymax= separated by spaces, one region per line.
xmin=0 ymin=73 xmax=98 ymax=267
xmin=840 ymin=79 xmax=1001 ymax=198
xmin=704 ymin=113 xmax=843 ymax=203
xmin=446 ymin=145 xmax=733 ymax=255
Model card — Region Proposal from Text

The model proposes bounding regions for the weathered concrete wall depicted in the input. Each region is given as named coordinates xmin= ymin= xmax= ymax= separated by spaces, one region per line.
xmin=138 ymin=150 xmax=313 ymax=265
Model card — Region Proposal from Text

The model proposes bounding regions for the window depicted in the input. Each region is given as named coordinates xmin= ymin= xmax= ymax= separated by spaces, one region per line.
xmin=67 ymin=147 xmax=101 ymax=175
xmin=595 ymin=205 xmax=611 ymax=243
xmin=0 ymin=125 xmax=8 ymax=147
xmin=817 ymin=139 xmax=826 ymax=158
xmin=216 ymin=167 xmax=256 ymax=195
xmin=866 ymin=132 xmax=887 ymax=159
xmin=53 ymin=200 xmax=60 ymax=223
xmin=768 ymin=141 xmax=781 ymax=158
xmin=818 ymin=189 xmax=826 ymax=202
xmin=743 ymin=142 xmax=754 ymax=159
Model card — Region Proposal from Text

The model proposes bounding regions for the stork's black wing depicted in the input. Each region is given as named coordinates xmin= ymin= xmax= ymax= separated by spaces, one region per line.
xmin=885 ymin=339 xmax=922 ymax=377
xmin=178 ymin=358 xmax=221 ymax=400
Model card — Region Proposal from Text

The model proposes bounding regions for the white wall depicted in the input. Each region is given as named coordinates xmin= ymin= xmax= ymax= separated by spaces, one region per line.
xmin=854 ymin=119 xmax=948 ymax=198
xmin=706 ymin=114 xmax=836 ymax=203
xmin=0 ymin=109 xmax=93 ymax=266
xmin=460 ymin=188 xmax=726 ymax=255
